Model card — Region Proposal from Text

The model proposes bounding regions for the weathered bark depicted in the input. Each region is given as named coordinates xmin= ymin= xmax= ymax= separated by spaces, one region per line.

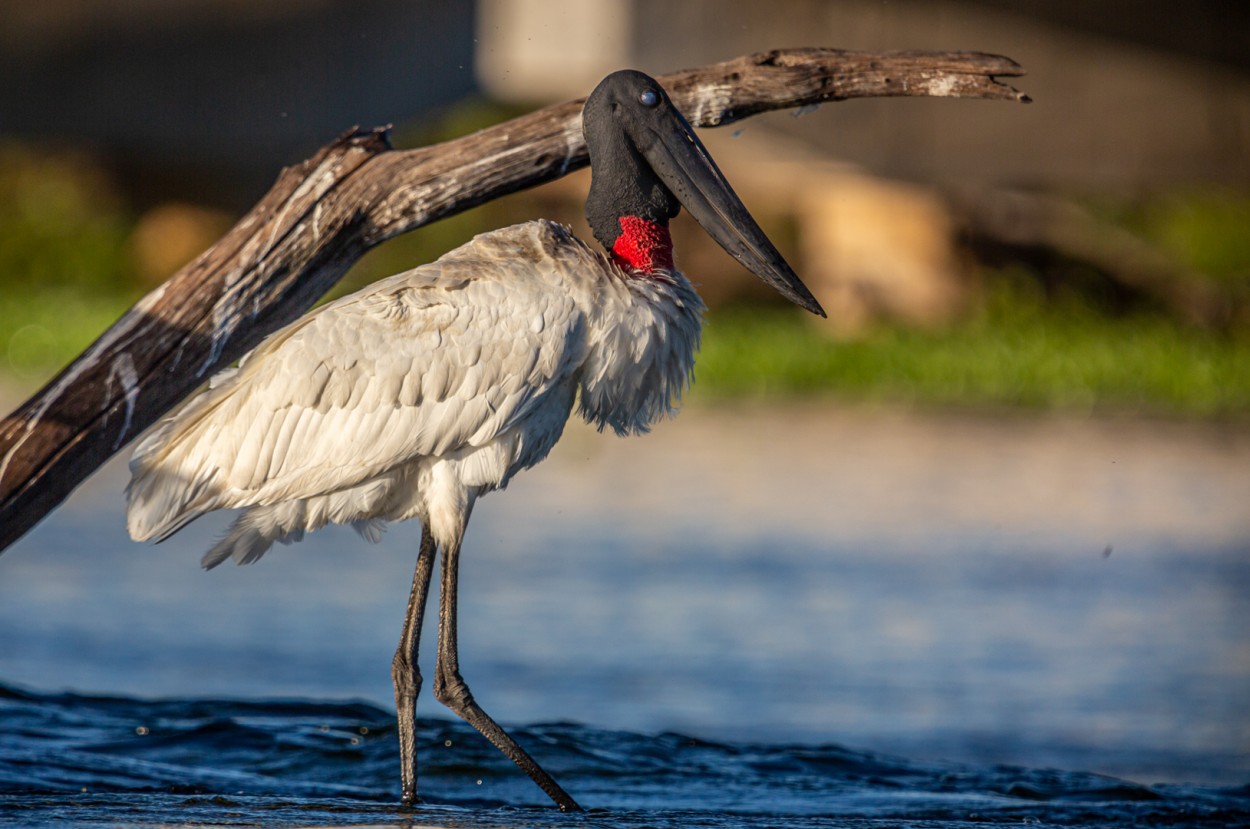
xmin=0 ymin=48 xmax=1028 ymax=551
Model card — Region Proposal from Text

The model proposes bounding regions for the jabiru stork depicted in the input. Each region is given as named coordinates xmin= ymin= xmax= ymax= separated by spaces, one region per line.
xmin=126 ymin=69 xmax=825 ymax=811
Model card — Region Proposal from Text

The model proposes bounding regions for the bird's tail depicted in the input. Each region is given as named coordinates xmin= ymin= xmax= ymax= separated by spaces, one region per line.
xmin=201 ymin=507 xmax=298 ymax=569
xmin=200 ymin=502 xmax=390 ymax=569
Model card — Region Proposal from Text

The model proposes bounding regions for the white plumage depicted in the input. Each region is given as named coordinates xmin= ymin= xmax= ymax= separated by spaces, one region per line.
xmin=127 ymin=220 xmax=704 ymax=568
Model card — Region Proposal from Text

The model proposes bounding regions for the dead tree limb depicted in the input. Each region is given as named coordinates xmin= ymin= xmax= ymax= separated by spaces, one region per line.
xmin=0 ymin=48 xmax=1028 ymax=551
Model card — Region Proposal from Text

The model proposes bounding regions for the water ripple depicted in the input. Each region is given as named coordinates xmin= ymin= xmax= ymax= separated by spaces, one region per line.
xmin=1 ymin=681 xmax=1245 ymax=827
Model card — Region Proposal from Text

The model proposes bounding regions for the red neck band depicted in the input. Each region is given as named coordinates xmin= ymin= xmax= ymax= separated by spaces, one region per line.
xmin=610 ymin=216 xmax=674 ymax=274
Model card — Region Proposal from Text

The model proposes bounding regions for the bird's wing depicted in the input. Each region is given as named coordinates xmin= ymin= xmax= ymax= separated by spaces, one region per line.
xmin=127 ymin=222 xmax=592 ymax=541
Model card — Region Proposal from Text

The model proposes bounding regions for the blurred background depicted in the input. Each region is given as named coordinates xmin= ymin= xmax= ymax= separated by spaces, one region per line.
xmin=1 ymin=0 xmax=1247 ymax=791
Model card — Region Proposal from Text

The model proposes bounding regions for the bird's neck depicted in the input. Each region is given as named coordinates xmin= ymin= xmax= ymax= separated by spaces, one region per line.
xmin=584 ymin=129 xmax=681 ymax=274
xmin=609 ymin=215 xmax=674 ymax=274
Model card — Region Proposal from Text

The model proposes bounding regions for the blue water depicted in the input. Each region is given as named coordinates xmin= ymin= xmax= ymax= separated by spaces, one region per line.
xmin=3 ymin=682 xmax=1247 ymax=828
xmin=1 ymin=407 xmax=1248 ymax=826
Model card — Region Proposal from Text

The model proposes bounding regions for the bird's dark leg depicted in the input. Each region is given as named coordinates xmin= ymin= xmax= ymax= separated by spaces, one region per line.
xmin=392 ymin=525 xmax=437 ymax=805
xmin=433 ymin=532 xmax=582 ymax=812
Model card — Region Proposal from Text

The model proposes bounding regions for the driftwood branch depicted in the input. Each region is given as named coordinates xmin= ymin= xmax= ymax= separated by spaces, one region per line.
xmin=0 ymin=48 xmax=1027 ymax=551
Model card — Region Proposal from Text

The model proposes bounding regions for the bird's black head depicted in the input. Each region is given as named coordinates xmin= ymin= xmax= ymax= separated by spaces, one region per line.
xmin=581 ymin=69 xmax=824 ymax=316
xmin=583 ymin=70 xmax=683 ymax=254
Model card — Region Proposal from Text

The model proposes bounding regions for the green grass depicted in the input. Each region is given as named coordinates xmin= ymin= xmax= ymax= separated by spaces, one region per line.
xmin=0 ymin=143 xmax=136 ymax=295
xmin=7 ymin=282 xmax=1246 ymax=417
xmin=0 ymin=288 xmax=138 ymax=388
xmin=1100 ymin=188 xmax=1250 ymax=283
xmin=694 ymin=287 xmax=1250 ymax=416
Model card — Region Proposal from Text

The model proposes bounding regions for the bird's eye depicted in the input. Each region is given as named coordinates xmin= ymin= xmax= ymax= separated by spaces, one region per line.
xmin=639 ymin=89 xmax=659 ymax=107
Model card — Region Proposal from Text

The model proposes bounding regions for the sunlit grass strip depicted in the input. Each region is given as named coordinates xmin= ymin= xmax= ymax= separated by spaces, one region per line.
xmin=695 ymin=301 xmax=1250 ymax=415
xmin=1 ymin=289 xmax=137 ymax=386
xmin=4 ymin=287 xmax=1248 ymax=416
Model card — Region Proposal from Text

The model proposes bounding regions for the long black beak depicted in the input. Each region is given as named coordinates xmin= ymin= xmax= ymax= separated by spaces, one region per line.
xmin=631 ymin=99 xmax=826 ymax=317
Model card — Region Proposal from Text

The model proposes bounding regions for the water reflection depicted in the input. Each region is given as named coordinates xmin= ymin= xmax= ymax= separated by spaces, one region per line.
xmin=1 ymin=405 xmax=1247 ymax=786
